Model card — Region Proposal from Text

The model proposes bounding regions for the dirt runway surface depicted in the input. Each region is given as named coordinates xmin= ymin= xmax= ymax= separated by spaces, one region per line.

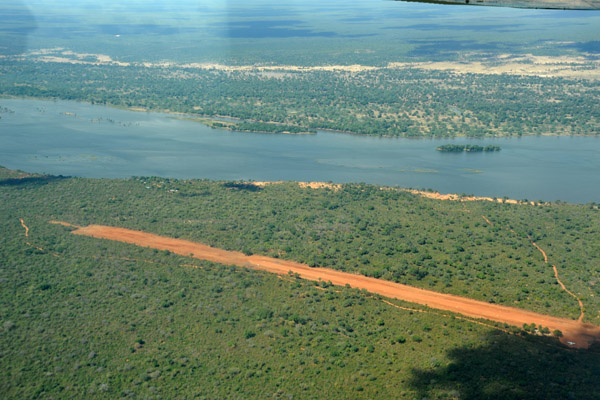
xmin=68 ymin=223 xmax=600 ymax=349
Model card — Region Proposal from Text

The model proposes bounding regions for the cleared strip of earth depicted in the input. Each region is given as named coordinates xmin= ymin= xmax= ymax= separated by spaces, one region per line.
xmin=61 ymin=222 xmax=600 ymax=349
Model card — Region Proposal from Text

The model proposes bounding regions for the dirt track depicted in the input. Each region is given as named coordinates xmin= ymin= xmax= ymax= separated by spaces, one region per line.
xmin=19 ymin=218 xmax=29 ymax=237
xmin=529 ymin=241 xmax=585 ymax=322
xmin=480 ymin=216 xmax=585 ymax=323
xmin=68 ymin=223 xmax=600 ymax=349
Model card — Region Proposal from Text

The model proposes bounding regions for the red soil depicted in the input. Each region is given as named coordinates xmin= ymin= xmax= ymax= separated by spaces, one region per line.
xmin=68 ymin=223 xmax=600 ymax=349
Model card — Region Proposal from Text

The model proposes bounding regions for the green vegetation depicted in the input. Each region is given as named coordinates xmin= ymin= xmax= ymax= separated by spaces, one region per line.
xmin=2 ymin=167 xmax=600 ymax=399
xmin=3 ymin=3 xmax=600 ymax=397
xmin=2 ymin=167 xmax=600 ymax=323
xmin=174 ymin=117 xmax=239 ymax=130
xmin=2 ymin=61 xmax=599 ymax=137
xmin=236 ymin=121 xmax=316 ymax=135
xmin=3 ymin=0 xmax=600 ymax=140
xmin=180 ymin=117 xmax=316 ymax=135
xmin=436 ymin=144 xmax=501 ymax=152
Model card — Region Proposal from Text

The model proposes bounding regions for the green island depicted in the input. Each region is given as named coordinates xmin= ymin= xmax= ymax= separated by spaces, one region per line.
xmin=436 ymin=144 xmax=502 ymax=152
xmin=2 ymin=166 xmax=600 ymax=399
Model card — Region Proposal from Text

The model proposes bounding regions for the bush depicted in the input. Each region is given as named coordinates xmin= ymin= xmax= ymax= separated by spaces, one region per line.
xmin=553 ymin=329 xmax=563 ymax=337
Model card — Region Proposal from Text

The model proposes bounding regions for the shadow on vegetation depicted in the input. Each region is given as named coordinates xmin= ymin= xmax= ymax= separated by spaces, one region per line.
xmin=0 ymin=175 xmax=68 ymax=187
xmin=408 ymin=330 xmax=600 ymax=399
xmin=222 ymin=182 xmax=263 ymax=192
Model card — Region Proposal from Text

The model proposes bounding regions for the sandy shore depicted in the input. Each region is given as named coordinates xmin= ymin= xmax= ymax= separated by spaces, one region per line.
xmin=247 ymin=182 xmax=533 ymax=205
xmin=403 ymin=189 xmax=534 ymax=205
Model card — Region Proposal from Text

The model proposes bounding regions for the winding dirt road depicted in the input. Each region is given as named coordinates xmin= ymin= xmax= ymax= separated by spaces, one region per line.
xmin=529 ymin=241 xmax=585 ymax=322
xmin=64 ymin=223 xmax=600 ymax=349
xmin=480 ymin=216 xmax=586 ymax=323
xmin=19 ymin=218 xmax=29 ymax=237
xmin=482 ymin=215 xmax=585 ymax=322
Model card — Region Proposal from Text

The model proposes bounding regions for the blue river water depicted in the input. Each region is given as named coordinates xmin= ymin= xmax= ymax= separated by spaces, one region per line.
xmin=1 ymin=98 xmax=599 ymax=203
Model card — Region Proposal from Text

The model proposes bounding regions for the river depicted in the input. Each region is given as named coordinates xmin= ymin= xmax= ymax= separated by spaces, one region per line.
xmin=1 ymin=98 xmax=599 ymax=203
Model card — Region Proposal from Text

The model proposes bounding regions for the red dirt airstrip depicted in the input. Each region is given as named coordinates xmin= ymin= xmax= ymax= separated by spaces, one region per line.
xmin=63 ymin=223 xmax=600 ymax=349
